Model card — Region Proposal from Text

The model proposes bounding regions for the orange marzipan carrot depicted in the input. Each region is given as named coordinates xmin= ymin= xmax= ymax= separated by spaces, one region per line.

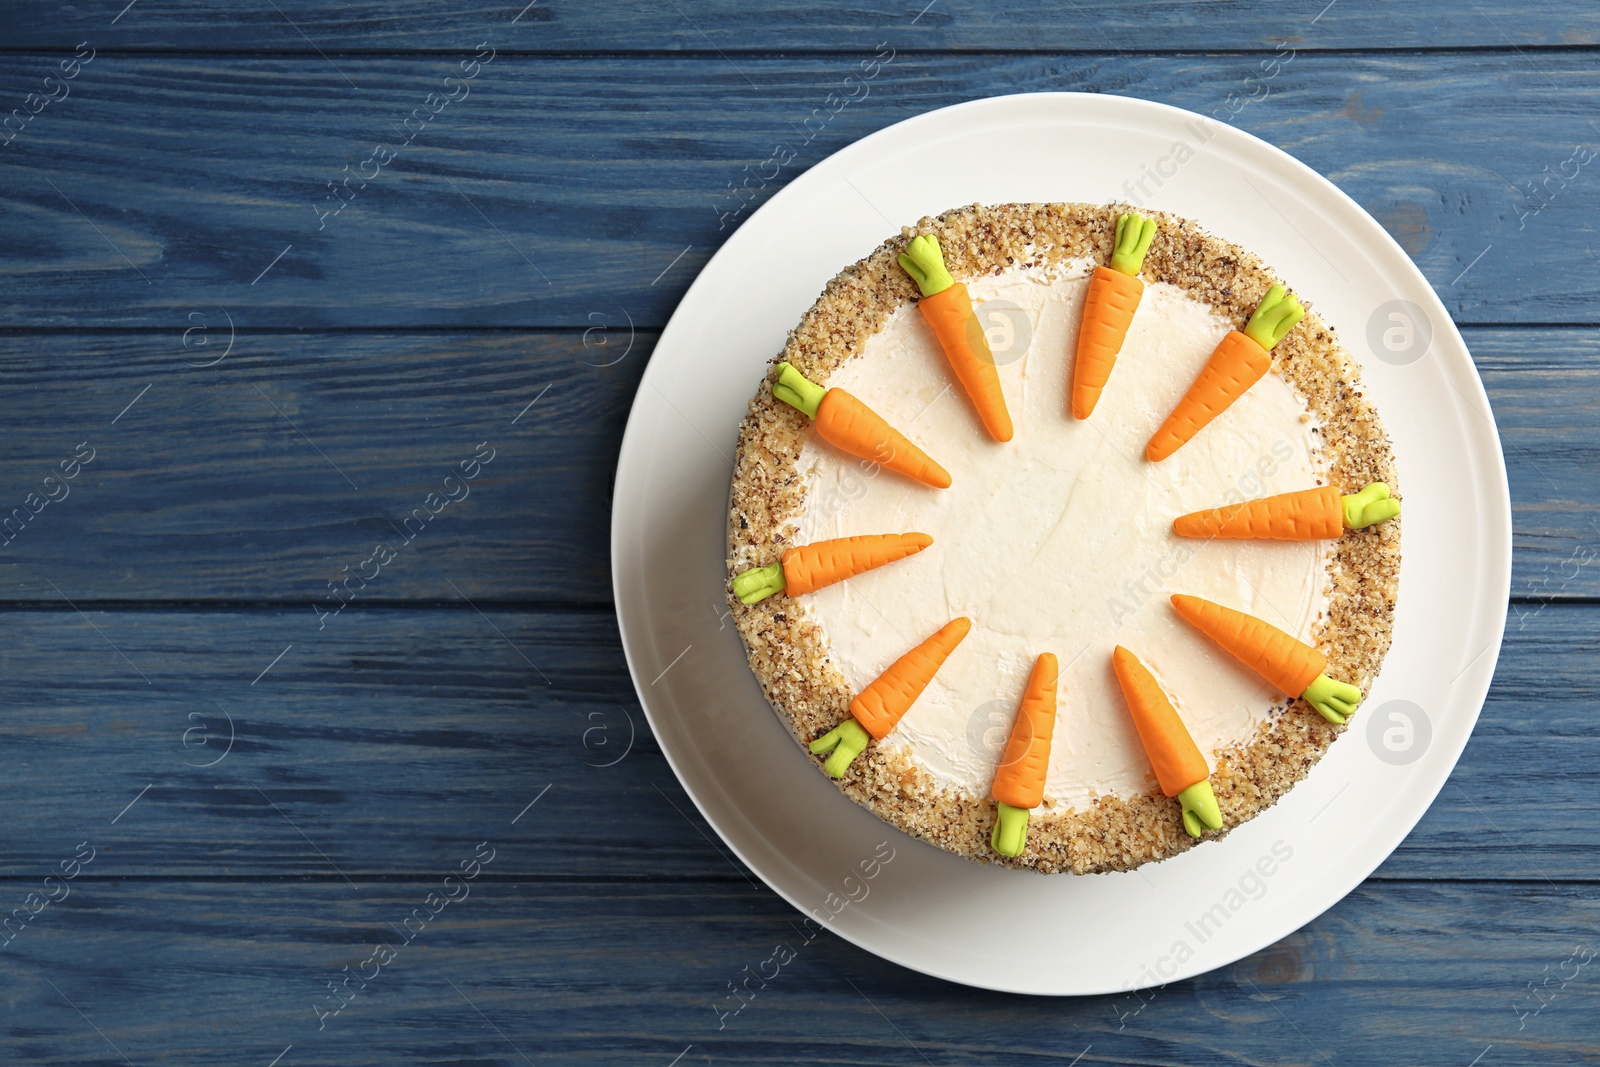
xmin=917 ymin=282 xmax=1014 ymax=443
xmin=816 ymin=389 xmax=952 ymax=489
xmin=1170 ymin=593 xmax=1326 ymax=697
xmin=990 ymin=653 xmax=1058 ymax=810
xmin=1112 ymin=646 xmax=1209 ymax=797
xmin=1173 ymin=485 xmax=1343 ymax=541
xmin=1071 ymin=265 xmax=1145 ymax=420
xmin=851 ymin=617 xmax=971 ymax=739
xmin=780 ymin=532 xmax=932 ymax=597
xmin=1146 ymin=330 xmax=1271 ymax=462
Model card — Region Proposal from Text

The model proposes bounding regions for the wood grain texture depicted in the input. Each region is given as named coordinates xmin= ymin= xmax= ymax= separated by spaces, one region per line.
xmin=4 ymin=1 xmax=1598 ymax=50
xmin=0 ymin=605 xmax=1591 ymax=881
xmin=0 ymin=329 xmax=643 ymax=604
xmin=0 ymin=878 xmax=1594 ymax=1066
xmin=0 ymin=54 xmax=1597 ymax=327
xmin=0 ymin=326 xmax=1589 ymax=603
xmin=1478 ymin=327 xmax=1600 ymax=602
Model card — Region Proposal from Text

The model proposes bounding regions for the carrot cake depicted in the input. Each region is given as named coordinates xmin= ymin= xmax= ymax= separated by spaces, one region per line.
xmin=725 ymin=203 xmax=1399 ymax=874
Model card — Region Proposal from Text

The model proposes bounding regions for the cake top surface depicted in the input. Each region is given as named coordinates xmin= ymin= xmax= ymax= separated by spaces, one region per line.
xmin=795 ymin=256 xmax=1331 ymax=807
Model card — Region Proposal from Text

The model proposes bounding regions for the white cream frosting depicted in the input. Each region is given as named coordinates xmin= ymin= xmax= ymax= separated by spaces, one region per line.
xmin=794 ymin=259 xmax=1329 ymax=808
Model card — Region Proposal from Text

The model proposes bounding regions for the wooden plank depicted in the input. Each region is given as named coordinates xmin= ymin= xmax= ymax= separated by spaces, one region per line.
xmin=0 ymin=607 xmax=685 ymax=882
xmin=0 ymin=54 xmax=1596 ymax=327
xmin=0 ymin=326 xmax=1593 ymax=604
xmin=3 ymin=1 xmax=1597 ymax=51
xmin=0 ymin=330 xmax=645 ymax=605
xmin=1477 ymin=327 xmax=1600 ymax=605
xmin=0 ymin=605 xmax=1593 ymax=881
xmin=0 ymin=877 xmax=1592 ymax=1065
xmin=1373 ymin=600 xmax=1600 ymax=880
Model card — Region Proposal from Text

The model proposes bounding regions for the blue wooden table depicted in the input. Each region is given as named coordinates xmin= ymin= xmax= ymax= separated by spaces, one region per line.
xmin=0 ymin=3 xmax=1596 ymax=1063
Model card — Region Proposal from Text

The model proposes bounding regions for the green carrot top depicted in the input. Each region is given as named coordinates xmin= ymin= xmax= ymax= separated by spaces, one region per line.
xmin=1242 ymin=284 xmax=1306 ymax=350
xmin=772 ymin=361 xmax=825 ymax=420
xmin=1342 ymin=481 xmax=1401 ymax=529
xmin=1109 ymin=212 xmax=1158 ymax=276
xmin=898 ymin=234 xmax=955 ymax=298
xmin=731 ymin=564 xmax=785 ymax=605
xmin=1176 ymin=780 xmax=1223 ymax=839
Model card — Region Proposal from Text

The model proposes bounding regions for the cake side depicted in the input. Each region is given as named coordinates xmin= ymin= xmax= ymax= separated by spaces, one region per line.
xmin=726 ymin=202 xmax=1399 ymax=874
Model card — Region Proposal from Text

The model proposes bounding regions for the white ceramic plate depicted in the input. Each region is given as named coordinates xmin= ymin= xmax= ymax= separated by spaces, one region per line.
xmin=612 ymin=93 xmax=1510 ymax=995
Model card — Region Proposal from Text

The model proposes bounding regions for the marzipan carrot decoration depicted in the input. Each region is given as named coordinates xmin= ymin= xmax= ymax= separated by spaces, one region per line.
xmin=989 ymin=653 xmax=1058 ymax=858
xmin=1112 ymin=646 xmax=1223 ymax=839
xmin=1071 ymin=211 xmax=1157 ymax=419
xmin=1173 ymin=482 xmax=1400 ymax=540
xmin=1170 ymin=593 xmax=1362 ymax=725
xmin=730 ymin=532 xmax=933 ymax=605
xmin=771 ymin=362 xmax=952 ymax=489
xmin=898 ymin=234 xmax=1014 ymax=443
xmin=809 ymin=617 xmax=971 ymax=777
xmin=1146 ymin=284 xmax=1306 ymax=462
